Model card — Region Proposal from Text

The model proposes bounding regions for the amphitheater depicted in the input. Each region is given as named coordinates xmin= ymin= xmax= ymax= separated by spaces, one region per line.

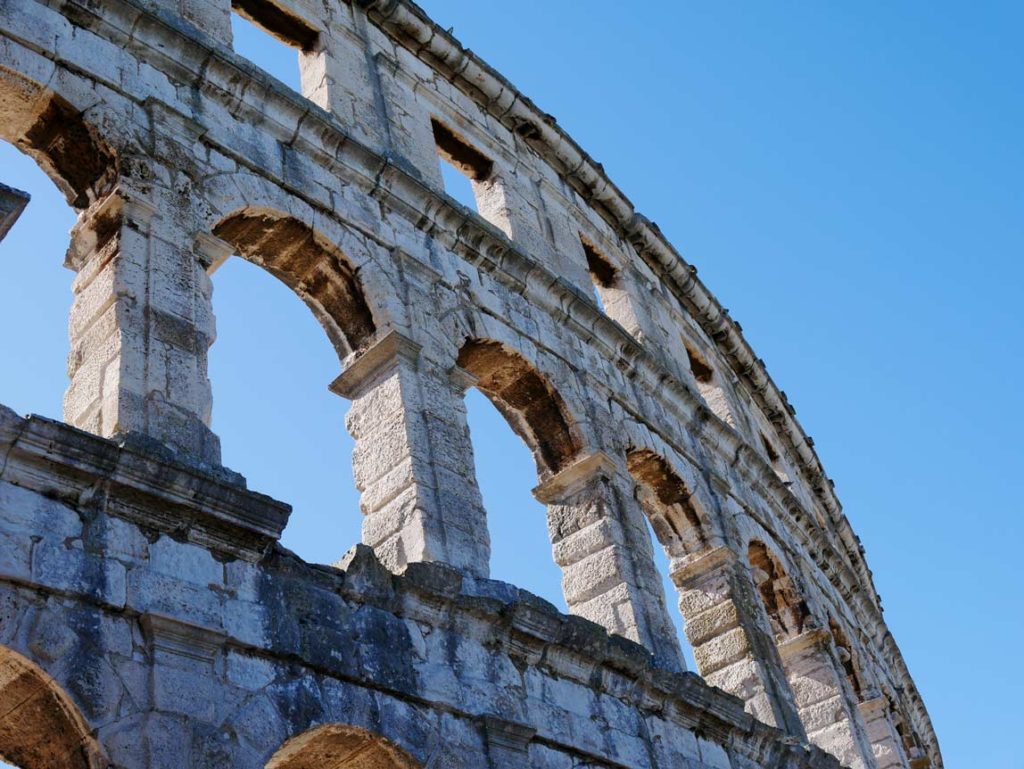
xmin=0 ymin=1 xmax=941 ymax=767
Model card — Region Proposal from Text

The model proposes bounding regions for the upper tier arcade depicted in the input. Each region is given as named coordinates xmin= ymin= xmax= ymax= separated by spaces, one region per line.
xmin=0 ymin=0 xmax=940 ymax=767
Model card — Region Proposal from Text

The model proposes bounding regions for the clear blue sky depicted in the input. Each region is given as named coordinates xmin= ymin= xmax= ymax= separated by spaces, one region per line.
xmin=1 ymin=2 xmax=1021 ymax=767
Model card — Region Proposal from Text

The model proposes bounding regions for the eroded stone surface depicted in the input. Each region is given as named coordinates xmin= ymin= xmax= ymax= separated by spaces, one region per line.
xmin=0 ymin=0 xmax=940 ymax=767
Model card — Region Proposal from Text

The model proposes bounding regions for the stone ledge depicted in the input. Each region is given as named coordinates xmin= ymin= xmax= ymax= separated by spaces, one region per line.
xmin=0 ymin=406 xmax=291 ymax=561
xmin=0 ymin=182 xmax=29 ymax=242
xmin=261 ymin=546 xmax=840 ymax=769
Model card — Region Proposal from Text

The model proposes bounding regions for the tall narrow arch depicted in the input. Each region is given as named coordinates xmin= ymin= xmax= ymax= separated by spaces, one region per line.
xmin=456 ymin=339 xmax=581 ymax=475
xmin=213 ymin=209 xmax=377 ymax=360
xmin=0 ymin=645 xmax=106 ymax=769
xmin=266 ymin=724 xmax=421 ymax=769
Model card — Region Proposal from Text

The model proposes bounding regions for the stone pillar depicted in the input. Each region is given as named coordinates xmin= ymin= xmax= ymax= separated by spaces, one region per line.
xmin=64 ymin=187 xmax=220 ymax=464
xmin=859 ymin=695 xmax=911 ymax=769
xmin=535 ymin=452 xmax=684 ymax=672
xmin=332 ymin=331 xmax=490 ymax=577
xmin=777 ymin=629 xmax=876 ymax=769
xmin=671 ymin=546 xmax=805 ymax=736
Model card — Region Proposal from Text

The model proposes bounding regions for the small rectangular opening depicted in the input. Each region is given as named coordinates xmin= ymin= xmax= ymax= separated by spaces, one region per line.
xmin=230 ymin=0 xmax=319 ymax=94
xmin=580 ymin=236 xmax=617 ymax=311
xmin=232 ymin=0 xmax=318 ymax=51
xmin=684 ymin=341 xmax=714 ymax=384
xmin=432 ymin=120 xmax=494 ymax=181
xmin=431 ymin=118 xmax=514 ymax=236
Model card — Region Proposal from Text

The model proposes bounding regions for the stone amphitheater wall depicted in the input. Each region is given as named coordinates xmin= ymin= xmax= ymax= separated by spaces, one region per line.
xmin=0 ymin=1 xmax=940 ymax=767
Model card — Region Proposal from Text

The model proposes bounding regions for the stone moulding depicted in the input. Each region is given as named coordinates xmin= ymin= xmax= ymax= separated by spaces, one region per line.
xmin=0 ymin=407 xmax=291 ymax=561
xmin=0 ymin=181 xmax=29 ymax=242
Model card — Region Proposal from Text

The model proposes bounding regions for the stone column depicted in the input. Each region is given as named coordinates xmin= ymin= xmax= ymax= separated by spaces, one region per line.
xmin=858 ymin=695 xmax=911 ymax=769
xmin=535 ymin=452 xmax=683 ymax=672
xmin=64 ymin=187 xmax=220 ymax=464
xmin=332 ymin=332 xmax=490 ymax=577
xmin=671 ymin=546 xmax=805 ymax=736
xmin=777 ymin=629 xmax=876 ymax=769
xmin=140 ymin=613 xmax=228 ymax=769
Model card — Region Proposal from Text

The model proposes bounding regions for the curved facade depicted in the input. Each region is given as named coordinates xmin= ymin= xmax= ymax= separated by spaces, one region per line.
xmin=0 ymin=1 xmax=940 ymax=767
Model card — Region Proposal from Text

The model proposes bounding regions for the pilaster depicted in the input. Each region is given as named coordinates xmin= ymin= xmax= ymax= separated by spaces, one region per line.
xmin=778 ymin=628 xmax=876 ymax=769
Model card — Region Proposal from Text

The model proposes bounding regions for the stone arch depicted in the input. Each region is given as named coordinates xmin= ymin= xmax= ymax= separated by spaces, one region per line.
xmin=456 ymin=338 xmax=581 ymax=475
xmin=747 ymin=539 xmax=810 ymax=641
xmin=0 ymin=644 xmax=107 ymax=769
xmin=213 ymin=208 xmax=377 ymax=360
xmin=266 ymin=723 xmax=422 ymax=769
xmin=625 ymin=447 xmax=711 ymax=559
xmin=0 ymin=65 xmax=118 ymax=209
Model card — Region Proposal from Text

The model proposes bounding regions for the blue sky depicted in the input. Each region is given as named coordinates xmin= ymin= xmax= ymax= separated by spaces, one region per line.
xmin=1 ymin=2 xmax=1021 ymax=767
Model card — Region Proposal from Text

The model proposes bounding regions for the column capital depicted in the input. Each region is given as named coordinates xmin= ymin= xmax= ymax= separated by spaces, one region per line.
xmin=66 ymin=187 xmax=158 ymax=270
xmin=669 ymin=545 xmax=737 ymax=587
xmin=0 ymin=181 xmax=30 ymax=243
xmin=531 ymin=449 xmax=617 ymax=504
xmin=776 ymin=627 xmax=831 ymax=660
xmin=195 ymin=232 xmax=234 ymax=272
xmin=449 ymin=365 xmax=480 ymax=392
xmin=329 ymin=329 xmax=421 ymax=398
xmin=481 ymin=714 xmax=535 ymax=767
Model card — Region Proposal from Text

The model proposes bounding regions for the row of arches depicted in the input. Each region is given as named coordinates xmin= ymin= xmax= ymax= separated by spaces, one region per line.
xmin=0 ymin=641 xmax=419 ymax=769
xmin=0 ymin=62 xmax=927 ymax=769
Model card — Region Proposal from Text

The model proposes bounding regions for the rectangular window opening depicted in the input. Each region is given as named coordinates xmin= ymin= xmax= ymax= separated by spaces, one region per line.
xmin=432 ymin=119 xmax=494 ymax=182
xmin=431 ymin=119 xmax=514 ymax=236
xmin=580 ymin=236 xmax=617 ymax=311
xmin=230 ymin=0 xmax=319 ymax=94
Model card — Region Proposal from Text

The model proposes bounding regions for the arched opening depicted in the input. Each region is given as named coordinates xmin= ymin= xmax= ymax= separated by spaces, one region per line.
xmin=747 ymin=540 xmax=809 ymax=641
xmin=0 ymin=143 xmax=76 ymax=422
xmin=266 ymin=724 xmax=421 ymax=769
xmin=208 ymin=210 xmax=377 ymax=563
xmin=0 ymin=69 xmax=117 ymax=426
xmin=207 ymin=257 xmax=362 ymax=564
xmin=456 ymin=339 xmax=581 ymax=604
xmin=0 ymin=67 xmax=118 ymax=211
xmin=213 ymin=209 xmax=376 ymax=359
xmin=626 ymin=449 xmax=711 ymax=671
xmin=456 ymin=339 xmax=579 ymax=476
xmin=464 ymin=388 xmax=565 ymax=606
xmin=0 ymin=645 xmax=105 ymax=769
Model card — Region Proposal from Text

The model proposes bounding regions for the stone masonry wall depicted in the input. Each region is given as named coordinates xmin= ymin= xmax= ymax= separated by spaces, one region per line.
xmin=0 ymin=0 xmax=940 ymax=767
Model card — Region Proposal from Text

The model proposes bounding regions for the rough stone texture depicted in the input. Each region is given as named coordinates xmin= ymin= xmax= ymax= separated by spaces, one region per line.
xmin=0 ymin=0 xmax=941 ymax=767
